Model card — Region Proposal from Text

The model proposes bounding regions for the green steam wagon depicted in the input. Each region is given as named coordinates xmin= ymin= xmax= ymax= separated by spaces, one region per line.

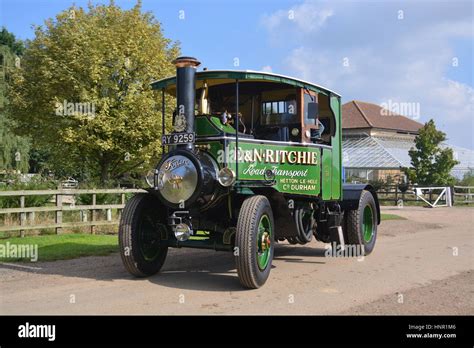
xmin=118 ymin=56 xmax=380 ymax=288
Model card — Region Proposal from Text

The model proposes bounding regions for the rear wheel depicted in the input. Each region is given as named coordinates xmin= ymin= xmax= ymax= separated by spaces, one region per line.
xmin=235 ymin=195 xmax=274 ymax=289
xmin=119 ymin=193 xmax=169 ymax=277
xmin=344 ymin=190 xmax=378 ymax=255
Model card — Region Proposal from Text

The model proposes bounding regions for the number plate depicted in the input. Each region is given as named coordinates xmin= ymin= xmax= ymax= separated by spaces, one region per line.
xmin=161 ymin=132 xmax=195 ymax=145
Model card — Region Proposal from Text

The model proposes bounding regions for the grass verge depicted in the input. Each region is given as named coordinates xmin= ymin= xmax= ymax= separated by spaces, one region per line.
xmin=381 ymin=213 xmax=406 ymax=221
xmin=0 ymin=234 xmax=118 ymax=262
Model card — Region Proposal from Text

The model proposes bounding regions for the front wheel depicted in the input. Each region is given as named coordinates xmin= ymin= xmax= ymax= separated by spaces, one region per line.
xmin=344 ymin=190 xmax=378 ymax=255
xmin=235 ymin=195 xmax=274 ymax=289
xmin=119 ymin=193 xmax=169 ymax=277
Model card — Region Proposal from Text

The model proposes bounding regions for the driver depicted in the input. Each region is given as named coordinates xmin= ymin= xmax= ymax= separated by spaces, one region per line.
xmin=220 ymin=110 xmax=233 ymax=125
xmin=220 ymin=110 xmax=246 ymax=133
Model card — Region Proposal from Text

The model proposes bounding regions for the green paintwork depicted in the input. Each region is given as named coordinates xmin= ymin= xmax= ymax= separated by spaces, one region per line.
xmin=227 ymin=140 xmax=321 ymax=196
xmin=195 ymin=115 xmax=237 ymax=136
xmin=195 ymin=116 xmax=221 ymax=136
xmin=330 ymin=96 xmax=342 ymax=200
xmin=157 ymin=70 xmax=344 ymax=202
xmin=191 ymin=94 xmax=343 ymax=200
xmin=322 ymin=148 xmax=332 ymax=200
xmin=151 ymin=70 xmax=339 ymax=97
xmin=363 ymin=205 xmax=374 ymax=243
xmin=257 ymin=214 xmax=272 ymax=270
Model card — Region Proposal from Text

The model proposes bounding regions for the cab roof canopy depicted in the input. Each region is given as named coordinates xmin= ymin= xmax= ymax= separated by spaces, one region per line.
xmin=151 ymin=70 xmax=341 ymax=97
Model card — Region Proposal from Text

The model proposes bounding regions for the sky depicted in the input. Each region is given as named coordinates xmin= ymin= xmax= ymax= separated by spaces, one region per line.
xmin=1 ymin=0 xmax=473 ymax=149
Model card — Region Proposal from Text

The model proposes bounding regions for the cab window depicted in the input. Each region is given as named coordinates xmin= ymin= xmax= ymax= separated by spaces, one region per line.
xmin=261 ymin=99 xmax=297 ymax=126
xmin=303 ymin=93 xmax=317 ymax=126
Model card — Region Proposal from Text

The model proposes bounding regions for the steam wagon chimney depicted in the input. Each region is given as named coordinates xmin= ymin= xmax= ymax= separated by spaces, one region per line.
xmin=173 ymin=56 xmax=201 ymax=149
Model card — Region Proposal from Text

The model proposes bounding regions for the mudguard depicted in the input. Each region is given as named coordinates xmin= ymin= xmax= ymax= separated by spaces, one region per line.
xmin=340 ymin=184 xmax=381 ymax=225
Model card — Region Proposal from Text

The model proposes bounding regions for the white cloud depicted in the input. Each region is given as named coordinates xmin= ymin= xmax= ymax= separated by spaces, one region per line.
xmin=262 ymin=0 xmax=474 ymax=148
xmin=260 ymin=65 xmax=273 ymax=73
xmin=261 ymin=2 xmax=333 ymax=35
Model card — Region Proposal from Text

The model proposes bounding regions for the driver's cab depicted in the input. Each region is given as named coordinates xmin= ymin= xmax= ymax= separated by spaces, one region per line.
xmin=195 ymin=79 xmax=336 ymax=146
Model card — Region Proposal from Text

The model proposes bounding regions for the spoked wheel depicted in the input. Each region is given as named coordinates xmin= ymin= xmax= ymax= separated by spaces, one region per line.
xmin=344 ymin=190 xmax=378 ymax=255
xmin=119 ymin=193 xmax=169 ymax=277
xmin=235 ymin=195 xmax=274 ymax=289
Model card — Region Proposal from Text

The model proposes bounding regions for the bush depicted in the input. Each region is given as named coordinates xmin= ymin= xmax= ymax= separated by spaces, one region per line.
xmin=76 ymin=181 xmax=122 ymax=205
xmin=457 ymin=172 xmax=474 ymax=186
xmin=368 ymin=179 xmax=385 ymax=191
xmin=0 ymin=175 xmax=58 ymax=208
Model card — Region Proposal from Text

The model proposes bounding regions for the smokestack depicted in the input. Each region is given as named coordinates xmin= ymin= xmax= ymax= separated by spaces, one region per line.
xmin=173 ymin=56 xmax=201 ymax=149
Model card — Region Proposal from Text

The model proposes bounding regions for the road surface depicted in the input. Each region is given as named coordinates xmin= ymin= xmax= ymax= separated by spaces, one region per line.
xmin=1 ymin=207 xmax=473 ymax=314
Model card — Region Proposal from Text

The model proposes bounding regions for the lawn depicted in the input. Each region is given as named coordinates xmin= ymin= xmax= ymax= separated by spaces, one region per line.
xmin=381 ymin=213 xmax=406 ymax=221
xmin=0 ymin=234 xmax=118 ymax=262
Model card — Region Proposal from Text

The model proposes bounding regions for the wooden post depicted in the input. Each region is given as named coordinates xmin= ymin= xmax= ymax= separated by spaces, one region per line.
xmin=118 ymin=193 xmax=125 ymax=220
xmin=56 ymin=193 xmax=62 ymax=234
xmin=91 ymin=193 xmax=96 ymax=234
xmin=20 ymin=195 xmax=25 ymax=238
xmin=80 ymin=210 xmax=88 ymax=222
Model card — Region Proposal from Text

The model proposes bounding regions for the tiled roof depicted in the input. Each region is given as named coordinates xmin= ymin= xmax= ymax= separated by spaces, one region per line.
xmin=342 ymin=100 xmax=424 ymax=133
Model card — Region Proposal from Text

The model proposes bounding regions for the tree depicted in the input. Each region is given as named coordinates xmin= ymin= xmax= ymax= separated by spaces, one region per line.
xmin=0 ymin=27 xmax=25 ymax=55
xmin=8 ymin=1 xmax=179 ymax=183
xmin=405 ymin=119 xmax=459 ymax=186
xmin=0 ymin=116 xmax=30 ymax=173
xmin=458 ymin=172 xmax=474 ymax=186
xmin=0 ymin=29 xmax=30 ymax=174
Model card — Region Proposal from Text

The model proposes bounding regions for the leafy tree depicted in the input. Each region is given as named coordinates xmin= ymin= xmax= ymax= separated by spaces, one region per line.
xmin=0 ymin=29 xmax=30 ymax=174
xmin=405 ymin=119 xmax=459 ymax=186
xmin=0 ymin=116 xmax=30 ymax=173
xmin=8 ymin=1 xmax=179 ymax=184
xmin=0 ymin=27 xmax=25 ymax=55
xmin=458 ymin=172 xmax=474 ymax=186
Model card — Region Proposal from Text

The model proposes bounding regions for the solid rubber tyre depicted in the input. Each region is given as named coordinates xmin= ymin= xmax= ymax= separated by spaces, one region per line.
xmin=119 ymin=193 xmax=169 ymax=277
xmin=344 ymin=190 xmax=378 ymax=255
xmin=235 ymin=195 xmax=274 ymax=289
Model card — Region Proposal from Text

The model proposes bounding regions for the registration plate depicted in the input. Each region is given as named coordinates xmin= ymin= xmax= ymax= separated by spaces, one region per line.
xmin=161 ymin=132 xmax=195 ymax=145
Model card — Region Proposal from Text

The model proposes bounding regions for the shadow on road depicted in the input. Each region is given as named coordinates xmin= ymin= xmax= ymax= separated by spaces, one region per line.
xmin=0 ymin=243 xmax=328 ymax=291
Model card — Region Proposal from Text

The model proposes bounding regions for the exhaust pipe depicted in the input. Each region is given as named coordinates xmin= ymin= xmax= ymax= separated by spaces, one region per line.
xmin=173 ymin=56 xmax=201 ymax=150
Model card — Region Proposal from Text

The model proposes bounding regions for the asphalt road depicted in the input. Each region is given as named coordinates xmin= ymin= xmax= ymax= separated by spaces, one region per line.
xmin=0 ymin=207 xmax=472 ymax=315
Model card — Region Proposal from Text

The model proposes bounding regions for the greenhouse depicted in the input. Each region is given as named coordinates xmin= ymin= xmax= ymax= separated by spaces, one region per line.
xmin=342 ymin=135 xmax=474 ymax=181
xmin=341 ymin=101 xmax=473 ymax=182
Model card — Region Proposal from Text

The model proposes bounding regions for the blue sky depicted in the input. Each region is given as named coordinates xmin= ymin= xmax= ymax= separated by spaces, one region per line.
xmin=1 ymin=0 xmax=473 ymax=149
